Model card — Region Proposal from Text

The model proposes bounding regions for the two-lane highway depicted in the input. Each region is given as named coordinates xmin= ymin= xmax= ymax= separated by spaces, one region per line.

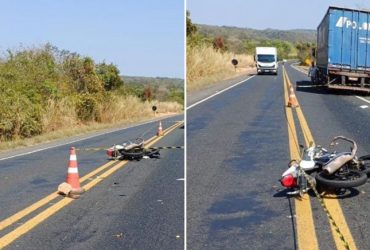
xmin=187 ymin=62 xmax=370 ymax=249
xmin=0 ymin=116 xmax=184 ymax=249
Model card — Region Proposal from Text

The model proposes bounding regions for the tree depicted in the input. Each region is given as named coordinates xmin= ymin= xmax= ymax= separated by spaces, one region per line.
xmin=186 ymin=10 xmax=197 ymax=37
xmin=96 ymin=62 xmax=124 ymax=91
xmin=63 ymin=55 xmax=103 ymax=94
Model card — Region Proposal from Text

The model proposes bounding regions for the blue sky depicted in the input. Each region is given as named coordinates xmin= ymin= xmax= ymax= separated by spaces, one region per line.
xmin=187 ymin=0 xmax=370 ymax=30
xmin=0 ymin=0 xmax=184 ymax=78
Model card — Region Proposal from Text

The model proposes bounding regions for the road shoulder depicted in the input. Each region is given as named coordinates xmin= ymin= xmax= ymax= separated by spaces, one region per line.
xmin=187 ymin=69 xmax=256 ymax=107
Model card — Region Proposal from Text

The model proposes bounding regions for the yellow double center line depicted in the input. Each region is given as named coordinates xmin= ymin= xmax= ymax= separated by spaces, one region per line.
xmin=0 ymin=120 xmax=184 ymax=249
xmin=283 ymin=67 xmax=356 ymax=250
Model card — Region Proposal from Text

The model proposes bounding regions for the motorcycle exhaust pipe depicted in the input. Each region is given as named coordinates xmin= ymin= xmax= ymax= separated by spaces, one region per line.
xmin=323 ymin=136 xmax=357 ymax=175
xmin=322 ymin=154 xmax=353 ymax=175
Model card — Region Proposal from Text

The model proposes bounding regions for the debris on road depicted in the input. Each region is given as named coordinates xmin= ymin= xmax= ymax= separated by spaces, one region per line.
xmin=112 ymin=232 xmax=124 ymax=239
xmin=57 ymin=182 xmax=72 ymax=195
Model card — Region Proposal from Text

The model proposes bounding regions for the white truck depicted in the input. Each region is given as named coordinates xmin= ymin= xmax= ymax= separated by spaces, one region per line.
xmin=255 ymin=47 xmax=278 ymax=75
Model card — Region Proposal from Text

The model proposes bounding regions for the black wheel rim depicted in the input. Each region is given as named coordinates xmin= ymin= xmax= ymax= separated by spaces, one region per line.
xmin=331 ymin=170 xmax=362 ymax=181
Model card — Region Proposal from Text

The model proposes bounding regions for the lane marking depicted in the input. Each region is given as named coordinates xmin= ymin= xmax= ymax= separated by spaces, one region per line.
xmin=176 ymin=178 xmax=184 ymax=181
xmin=290 ymin=62 xmax=370 ymax=110
xmin=0 ymin=128 xmax=170 ymax=232
xmin=284 ymin=67 xmax=357 ymax=250
xmin=283 ymin=67 xmax=319 ymax=250
xmin=0 ymin=121 xmax=184 ymax=248
xmin=186 ymin=75 xmax=255 ymax=110
xmin=290 ymin=63 xmax=308 ymax=75
xmin=356 ymin=95 xmax=370 ymax=104
xmin=360 ymin=105 xmax=368 ymax=109
xmin=0 ymin=116 xmax=181 ymax=162
xmin=0 ymin=160 xmax=117 ymax=232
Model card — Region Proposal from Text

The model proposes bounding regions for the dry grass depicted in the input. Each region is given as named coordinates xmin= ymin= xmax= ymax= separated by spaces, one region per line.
xmin=187 ymin=45 xmax=255 ymax=91
xmin=0 ymin=95 xmax=182 ymax=151
xmin=42 ymin=97 xmax=78 ymax=133
xmin=98 ymin=95 xmax=182 ymax=123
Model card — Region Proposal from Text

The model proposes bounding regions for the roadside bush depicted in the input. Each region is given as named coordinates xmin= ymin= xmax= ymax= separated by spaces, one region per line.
xmin=0 ymin=87 xmax=43 ymax=140
xmin=0 ymin=44 xmax=182 ymax=142
xmin=96 ymin=62 xmax=124 ymax=91
xmin=76 ymin=94 xmax=101 ymax=122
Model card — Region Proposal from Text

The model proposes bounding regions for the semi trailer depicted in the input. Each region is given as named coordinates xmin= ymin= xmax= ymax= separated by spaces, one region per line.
xmin=312 ymin=6 xmax=370 ymax=91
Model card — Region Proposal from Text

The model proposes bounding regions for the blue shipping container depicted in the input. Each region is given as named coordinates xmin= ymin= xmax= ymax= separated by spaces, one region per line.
xmin=317 ymin=6 xmax=370 ymax=71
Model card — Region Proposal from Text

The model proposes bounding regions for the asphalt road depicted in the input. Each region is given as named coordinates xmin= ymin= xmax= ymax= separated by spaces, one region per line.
xmin=187 ymin=67 xmax=294 ymax=249
xmin=187 ymin=62 xmax=370 ymax=249
xmin=0 ymin=115 xmax=184 ymax=249
xmin=290 ymin=64 xmax=370 ymax=250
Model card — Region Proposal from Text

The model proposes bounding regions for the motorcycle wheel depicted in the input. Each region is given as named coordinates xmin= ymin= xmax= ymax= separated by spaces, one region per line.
xmin=315 ymin=170 xmax=367 ymax=188
xmin=120 ymin=148 xmax=144 ymax=160
xmin=358 ymin=155 xmax=370 ymax=176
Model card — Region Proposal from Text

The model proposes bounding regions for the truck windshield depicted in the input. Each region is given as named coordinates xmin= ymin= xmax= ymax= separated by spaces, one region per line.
xmin=257 ymin=54 xmax=275 ymax=63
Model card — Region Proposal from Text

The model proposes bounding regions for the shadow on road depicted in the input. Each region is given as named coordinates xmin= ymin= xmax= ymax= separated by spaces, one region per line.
xmin=272 ymin=190 xmax=297 ymax=250
xmin=273 ymin=188 xmax=292 ymax=198
xmin=309 ymin=187 xmax=361 ymax=200
xmin=274 ymin=186 xmax=361 ymax=200
xmin=295 ymin=80 xmax=370 ymax=97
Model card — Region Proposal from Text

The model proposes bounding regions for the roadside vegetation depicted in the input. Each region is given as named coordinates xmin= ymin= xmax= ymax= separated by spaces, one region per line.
xmin=0 ymin=44 xmax=183 ymax=143
xmin=187 ymin=11 xmax=254 ymax=90
xmin=186 ymin=11 xmax=316 ymax=90
xmin=187 ymin=45 xmax=253 ymax=90
xmin=196 ymin=23 xmax=316 ymax=64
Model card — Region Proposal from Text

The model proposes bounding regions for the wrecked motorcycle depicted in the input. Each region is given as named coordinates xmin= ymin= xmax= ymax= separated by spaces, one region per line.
xmin=280 ymin=136 xmax=370 ymax=195
xmin=106 ymin=138 xmax=160 ymax=160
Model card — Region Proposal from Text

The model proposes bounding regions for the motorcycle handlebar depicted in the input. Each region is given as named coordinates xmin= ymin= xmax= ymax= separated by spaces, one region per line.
xmin=330 ymin=136 xmax=357 ymax=158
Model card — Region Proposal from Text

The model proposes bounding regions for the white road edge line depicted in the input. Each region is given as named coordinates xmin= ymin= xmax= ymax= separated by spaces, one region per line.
xmin=0 ymin=118 xmax=176 ymax=162
xmin=290 ymin=63 xmax=308 ymax=75
xmin=186 ymin=75 xmax=256 ymax=110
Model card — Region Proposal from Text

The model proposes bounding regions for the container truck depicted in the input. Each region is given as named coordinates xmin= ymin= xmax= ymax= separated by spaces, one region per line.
xmin=255 ymin=47 xmax=278 ymax=75
xmin=312 ymin=6 xmax=370 ymax=91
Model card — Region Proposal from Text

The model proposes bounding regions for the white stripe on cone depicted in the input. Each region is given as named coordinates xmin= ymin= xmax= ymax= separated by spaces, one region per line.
xmin=68 ymin=168 xmax=79 ymax=174
xmin=70 ymin=155 xmax=77 ymax=161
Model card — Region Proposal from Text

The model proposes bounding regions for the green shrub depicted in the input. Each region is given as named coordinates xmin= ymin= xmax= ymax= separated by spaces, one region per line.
xmin=76 ymin=94 xmax=101 ymax=122
xmin=0 ymin=87 xmax=43 ymax=139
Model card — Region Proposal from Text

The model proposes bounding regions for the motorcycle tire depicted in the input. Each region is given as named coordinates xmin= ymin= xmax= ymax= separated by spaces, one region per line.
xmin=358 ymin=155 xmax=370 ymax=176
xmin=120 ymin=149 xmax=144 ymax=160
xmin=315 ymin=170 xmax=367 ymax=188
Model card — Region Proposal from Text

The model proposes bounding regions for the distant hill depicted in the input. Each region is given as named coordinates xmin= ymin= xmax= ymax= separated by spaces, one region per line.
xmin=121 ymin=75 xmax=184 ymax=88
xmin=196 ymin=24 xmax=317 ymax=44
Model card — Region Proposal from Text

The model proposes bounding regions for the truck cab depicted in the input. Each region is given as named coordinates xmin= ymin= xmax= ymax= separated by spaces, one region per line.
xmin=255 ymin=47 xmax=278 ymax=75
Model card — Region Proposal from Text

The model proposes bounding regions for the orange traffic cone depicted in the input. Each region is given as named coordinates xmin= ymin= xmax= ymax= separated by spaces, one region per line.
xmin=66 ymin=147 xmax=84 ymax=194
xmin=157 ymin=121 xmax=164 ymax=136
xmin=288 ymin=85 xmax=299 ymax=108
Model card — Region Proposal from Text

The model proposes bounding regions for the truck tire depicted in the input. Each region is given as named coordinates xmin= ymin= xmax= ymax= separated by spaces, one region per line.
xmin=315 ymin=170 xmax=367 ymax=188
